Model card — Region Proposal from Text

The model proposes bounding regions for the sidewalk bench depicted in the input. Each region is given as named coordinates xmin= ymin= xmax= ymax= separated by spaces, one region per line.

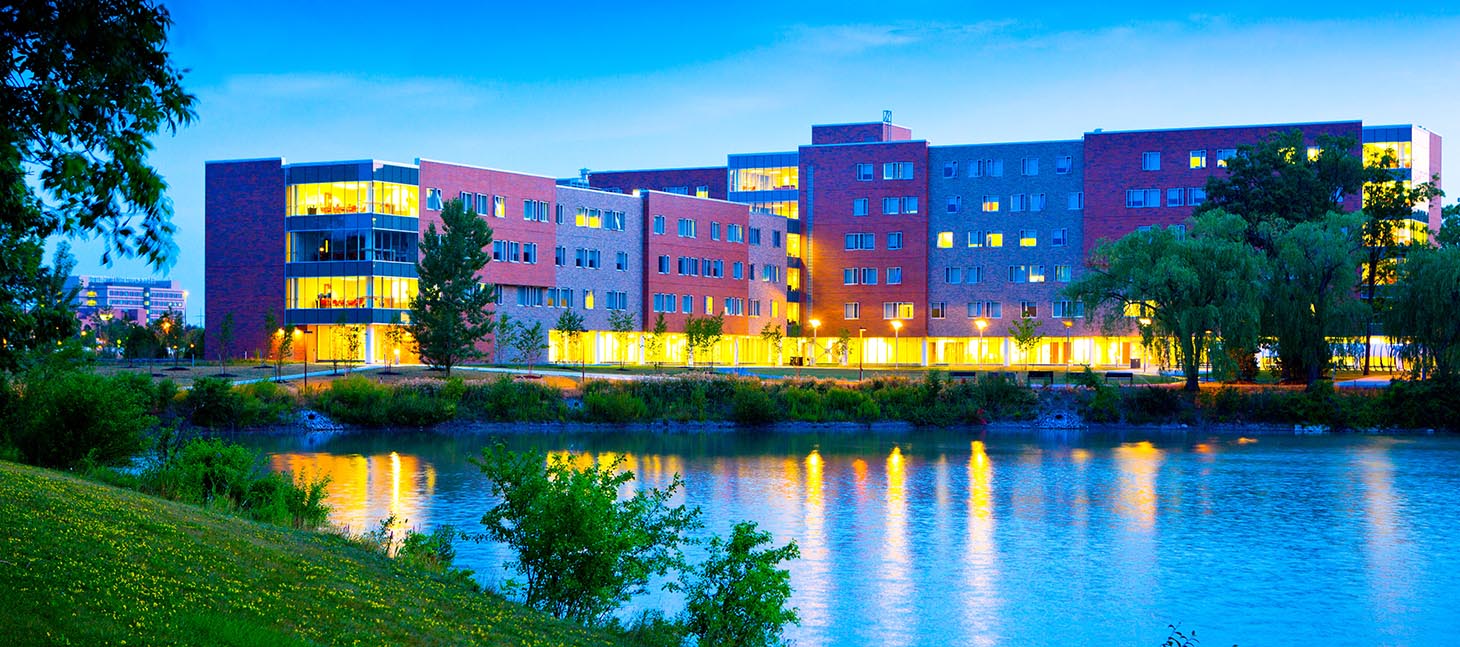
xmin=1105 ymin=371 xmax=1136 ymax=385
xmin=1026 ymin=370 xmax=1055 ymax=386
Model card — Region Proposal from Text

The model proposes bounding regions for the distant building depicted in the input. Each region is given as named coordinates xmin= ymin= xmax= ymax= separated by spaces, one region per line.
xmin=66 ymin=276 xmax=186 ymax=327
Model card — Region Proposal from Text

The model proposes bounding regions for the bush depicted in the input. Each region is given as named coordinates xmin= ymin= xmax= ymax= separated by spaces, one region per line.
xmin=729 ymin=382 xmax=777 ymax=425
xmin=7 ymin=369 xmax=157 ymax=468
xmin=186 ymin=377 xmax=245 ymax=428
xmin=139 ymin=438 xmax=330 ymax=529
xmin=459 ymin=377 xmax=564 ymax=422
xmin=582 ymin=387 xmax=649 ymax=423
xmin=1121 ymin=387 xmax=1192 ymax=425
xmin=683 ymin=521 xmax=800 ymax=647
xmin=312 ymin=376 xmax=461 ymax=427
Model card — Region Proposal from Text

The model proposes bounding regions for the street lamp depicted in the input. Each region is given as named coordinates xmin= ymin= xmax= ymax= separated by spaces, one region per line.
xmin=809 ymin=319 xmax=821 ymax=367
xmin=891 ymin=320 xmax=903 ymax=370
xmin=295 ymin=327 xmax=315 ymax=390
xmin=1062 ymin=320 xmax=1074 ymax=379
xmin=858 ymin=327 xmax=866 ymax=381
xmin=975 ymin=319 xmax=988 ymax=369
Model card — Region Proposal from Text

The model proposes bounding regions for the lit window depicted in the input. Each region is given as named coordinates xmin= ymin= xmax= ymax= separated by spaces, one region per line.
xmin=1020 ymin=230 xmax=1037 ymax=247
xmin=584 ymin=290 xmax=595 ymax=310
xmin=1190 ymin=150 xmax=1207 ymax=169
xmin=425 ymin=188 xmax=443 ymax=211
xmin=936 ymin=231 xmax=954 ymax=248
xmin=931 ymin=302 xmax=947 ymax=319
xmin=1216 ymin=149 xmax=1237 ymax=167
xmin=982 ymin=195 xmax=1000 ymax=212
xmin=986 ymin=232 xmax=1003 ymax=247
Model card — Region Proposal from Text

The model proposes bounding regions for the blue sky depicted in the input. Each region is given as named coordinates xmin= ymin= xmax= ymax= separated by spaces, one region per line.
xmin=63 ymin=1 xmax=1460 ymax=320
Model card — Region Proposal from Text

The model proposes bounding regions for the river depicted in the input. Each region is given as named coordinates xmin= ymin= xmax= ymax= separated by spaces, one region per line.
xmin=242 ymin=429 xmax=1460 ymax=646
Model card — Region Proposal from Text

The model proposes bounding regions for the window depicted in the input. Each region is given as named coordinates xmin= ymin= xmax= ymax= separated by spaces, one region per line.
xmin=886 ymin=267 xmax=903 ymax=285
xmin=705 ymin=296 xmax=714 ymax=315
xmin=1055 ymin=156 xmax=1073 ymax=174
xmin=883 ymin=162 xmax=914 ymax=180
xmin=936 ymin=231 xmax=954 ymax=248
xmin=750 ymin=300 xmax=762 ymax=317
xmin=1167 ymin=188 xmax=1184 ymax=207
xmin=882 ymin=302 xmax=914 ymax=319
xmin=682 ymin=294 xmax=694 ymax=314
xmin=425 ymin=188 xmax=443 ymax=211
xmin=773 ymin=231 xmax=782 ymax=248
xmin=710 ymin=222 xmax=721 ymax=241
xmin=982 ymin=195 xmax=1000 ymax=212
xmin=1010 ymin=193 xmax=1028 ymax=212
xmin=1190 ymin=150 xmax=1207 ymax=169
xmin=1142 ymin=151 xmax=1161 ymax=171
xmin=971 ymin=159 xmax=1004 ymax=177
xmin=902 ymin=196 xmax=918 ymax=214
xmin=509 ymin=242 xmax=521 ymax=263
xmin=615 ymin=251 xmax=628 ymax=271
xmin=844 ymin=233 xmax=876 ymax=250
xmin=931 ymin=302 xmax=947 ymax=319
xmin=1022 ymin=157 xmax=1039 ymax=176
xmin=733 ymin=261 xmax=744 ymax=280
xmin=524 ymin=200 xmax=549 ymax=222
xmin=1019 ymin=229 xmax=1037 ymax=247
xmin=657 ymin=255 xmax=670 ymax=274
xmin=1021 ymin=301 xmax=1038 ymax=318
xmin=1068 ymin=192 xmax=1084 ymax=210
xmin=843 ymin=268 xmax=859 ymax=285
xmin=727 ymin=224 xmax=745 ymax=243
xmin=1052 ymin=228 xmax=1067 ymax=247
xmin=556 ymin=204 xmax=564 ymax=224
xmin=945 ymin=267 xmax=963 ymax=284
xmin=887 ymin=231 xmax=903 ymax=250
xmin=748 ymin=227 xmax=762 ymax=245
xmin=856 ymin=163 xmax=874 ymax=181
xmin=491 ymin=240 xmax=505 ymax=262
xmin=653 ymin=214 xmax=666 ymax=234
xmin=516 ymin=286 xmax=545 ymax=307
xmin=677 ymin=218 xmax=697 ymax=238
xmin=1188 ymin=187 xmax=1207 ymax=205
xmin=1055 ymin=265 xmax=1072 ymax=282
xmin=1030 ymin=193 xmax=1046 ymax=212
xmin=1216 ymin=148 xmax=1237 ymax=167
xmin=967 ymin=266 xmax=984 ymax=284
xmin=844 ymin=302 xmax=861 ymax=319
xmin=493 ymin=195 xmax=505 ymax=218
xmin=943 ymin=161 xmax=958 ymax=178
xmin=555 ymin=245 xmax=567 ymax=266
xmin=947 ymin=195 xmax=962 ymax=213
xmin=523 ymin=242 xmax=538 ymax=264
xmin=853 ymin=198 xmax=869 ymax=216
xmin=967 ymin=301 xmax=1002 ymax=319
xmin=695 ymin=185 xmax=709 ymax=198
xmin=1125 ymin=189 xmax=1161 ymax=208
xmin=986 ymin=231 xmax=1004 ymax=247
xmin=1009 ymin=265 xmax=1044 ymax=283
xmin=883 ymin=197 xmax=900 ymax=215
xmin=1053 ymin=300 xmax=1085 ymax=319
xmin=475 ymin=193 xmax=490 ymax=215
xmin=582 ymin=290 xmax=595 ymax=310
xmin=860 ymin=268 xmax=878 ymax=285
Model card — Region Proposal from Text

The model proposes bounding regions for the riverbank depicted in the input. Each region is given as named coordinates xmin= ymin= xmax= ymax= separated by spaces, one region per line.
xmin=0 ymin=460 xmax=626 ymax=646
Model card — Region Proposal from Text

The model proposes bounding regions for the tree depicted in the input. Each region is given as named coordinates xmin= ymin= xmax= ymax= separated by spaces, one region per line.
xmin=1384 ymin=245 xmax=1460 ymax=380
xmin=555 ymin=309 xmax=587 ymax=381
xmin=1008 ymin=313 xmax=1044 ymax=366
xmin=834 ymin=328 xmax=852 ymax=365
xmin=759 ymin=322 xmax=784 ymax=366
xmin=685 ymin=314 xmax=725 ymax=368
xmin=683 ymin=521 xmax=801 ymax=647
xmin=1 ymin=0 xmax=196 ymax=372
xmin=473 ymin=445 xmax=702 ymax=625
xmin=607 ymin=310 xmax=636 ymax=367
xmin=410 ymin=198 xmax=496 ymax=376
xmin=645 ymin=313 xmax=668 ymax=368
xmin=262 ymin=309 xmax=280 ymax=366
xmin=215 ymin=313 xmax=234 ymax=371
xmin=1070 ymin=211 xmax=1266 ymax=391
xmin=492 ymin=313 xmax=516 ymax=365
xmin=1438 ymin=203 xmax=1460 ymax=249
xmin=1265 ymin=213 xmax=1367 ymax=384
xmin=1358 ymin=154 xmax=1443 ymax=373
xmin=383 ymin=311 xmax=411 ymax=372
xmin=343 ymin=323 xmax=363 ymax=373
xmin=511 ymin=322 xmax=548 ymax=376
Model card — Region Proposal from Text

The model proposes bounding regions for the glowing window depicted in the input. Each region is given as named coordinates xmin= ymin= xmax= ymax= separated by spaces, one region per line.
xmin=937 ymin=231 xmax=954 ymax=248
xmin=1190 ymin=150 xmax=1207 ymax=169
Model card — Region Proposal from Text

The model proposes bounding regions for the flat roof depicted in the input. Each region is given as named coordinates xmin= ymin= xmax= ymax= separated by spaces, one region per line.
xmin=1085 ymin=119 xmax=1361 ymax=136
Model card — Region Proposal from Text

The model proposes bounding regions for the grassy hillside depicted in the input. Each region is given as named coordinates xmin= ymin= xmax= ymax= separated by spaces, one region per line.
xmin=0 ymin=461 xmax=622 ymax=646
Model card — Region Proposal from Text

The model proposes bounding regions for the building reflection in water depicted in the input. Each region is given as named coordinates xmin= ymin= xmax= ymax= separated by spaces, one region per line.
xmin=796 ymin=449 xmax=829 ymax=646
xmin=874 ymin=446 xmax=912 ymax=647
xmin=1112 ymin=441 xmax=1162 ymax=531
xmin=962 ymin=440 xmax=999 ymax=647
xmin=270 ymin=451 xmax=435 ymax=536
xmin=1358 ymin=440 xmax=1414 ymax=620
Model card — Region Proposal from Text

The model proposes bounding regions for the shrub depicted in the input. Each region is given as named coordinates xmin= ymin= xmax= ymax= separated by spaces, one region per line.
xmin=583 ymin=388 xmax=649 ymax=423
xmin=459 ymin=377 xmax=564 ymax=422
xmin=186 ymin=376 xmax=245 ymax=428
xmin=1121 ymin=387 xmax=1191 ymax=425
xmin=683 ymin=521 xmax=800 ymax=647
xmin=8 ymin=369 xmax=156 ymax=468
xmin=139 ymin=438 xmax=330 ymax=529
xmin=729 ymin=382 xmax=777 ymax=425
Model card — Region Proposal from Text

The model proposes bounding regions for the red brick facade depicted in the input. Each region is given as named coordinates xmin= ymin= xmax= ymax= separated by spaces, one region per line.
xmin=204 ymin=158 xmax=286 ymax=360
xmin=642 ymin=191 xmax=754 ymax=336
xmin=811 ymin=122 xmax=913 ymax=145
xmin=588 ymin=167 xmax=728 ymax=201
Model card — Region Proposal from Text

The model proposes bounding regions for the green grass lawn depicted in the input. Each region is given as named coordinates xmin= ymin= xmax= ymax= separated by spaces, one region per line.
xmin=1 ymin=461 xmax=624 ymax=647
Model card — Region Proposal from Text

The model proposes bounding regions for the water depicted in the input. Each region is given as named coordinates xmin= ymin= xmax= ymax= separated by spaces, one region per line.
xmin=243 ymin=429 xmax=1460 ymax=646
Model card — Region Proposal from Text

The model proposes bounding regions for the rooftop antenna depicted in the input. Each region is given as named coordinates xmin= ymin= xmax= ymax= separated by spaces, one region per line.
xmin=579 ymin=168 xmax=590 ymax=181
xmin=882 ymin=109 xmax=893 ymax=123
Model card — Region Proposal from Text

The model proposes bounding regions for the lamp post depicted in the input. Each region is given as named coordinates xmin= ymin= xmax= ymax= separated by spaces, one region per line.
xmin=891 ymin=319 xmax=903 ymax=371
xmin=295 ymin=327 xmax=315 ymax=390
xmin=975 ymin=319 xmax=988 ymax=369
xmin=809 ymin=318 xmax=821 ymax=368
xmin=858 ymin=327 xmax=866 ymax=381
xmin=1062 ymin=320 xmax=1074 ymax=381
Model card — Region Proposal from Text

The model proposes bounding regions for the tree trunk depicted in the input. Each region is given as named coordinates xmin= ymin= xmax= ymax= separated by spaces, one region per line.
xmin=1363 ymin=252 xmax=1379 ymax=376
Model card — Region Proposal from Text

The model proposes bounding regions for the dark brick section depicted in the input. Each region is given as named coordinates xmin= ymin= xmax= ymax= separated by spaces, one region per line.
xmin=205 ymin=159 xmax=286 ymax=360
xmin=928 ymin=140 xmax=1093 ymax=337
xmin=1082 ymin=121 xmax=1363 ymax=257
xmin=811 ymin=122 xmax=913 ymax=145
xmin=587 ymin=167 xmax=727 ymax=201
xmin=800 ymin=139 xmax=930 ymax=337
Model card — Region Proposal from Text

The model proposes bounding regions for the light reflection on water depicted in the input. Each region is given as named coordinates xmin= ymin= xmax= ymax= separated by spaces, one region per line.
xmin=251 ymin=431 xmax=1460 ymax=647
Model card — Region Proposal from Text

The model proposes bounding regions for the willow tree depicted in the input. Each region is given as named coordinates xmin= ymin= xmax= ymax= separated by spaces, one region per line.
xmin=1069 ymin=210 xmax=1265 ymax=391
xmin=1265 ymin=213 xmax=1368 ymax=385
xmin=410 ymin=198 xmax=496 ymax=376
xmin=1358 ymin=153 xmax=1443 ymax=373
xmin=1383 ymin=245 xmax=1460 ymax=381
